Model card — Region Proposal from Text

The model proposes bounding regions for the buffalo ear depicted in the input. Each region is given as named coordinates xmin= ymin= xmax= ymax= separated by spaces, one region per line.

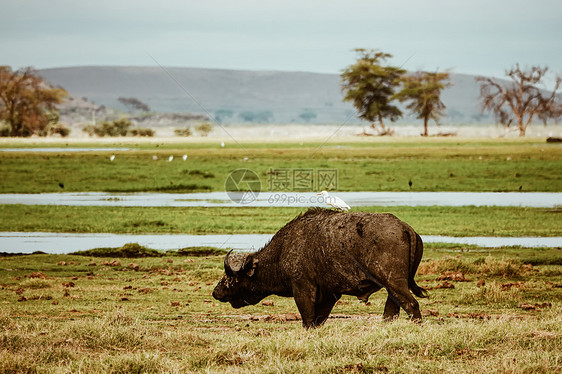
xmin=244 ymin=256 xmax=259 ymax=277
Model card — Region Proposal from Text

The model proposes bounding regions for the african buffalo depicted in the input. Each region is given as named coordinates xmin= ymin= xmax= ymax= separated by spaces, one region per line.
xmin=212 ymin=208 xmax=427 ymax=328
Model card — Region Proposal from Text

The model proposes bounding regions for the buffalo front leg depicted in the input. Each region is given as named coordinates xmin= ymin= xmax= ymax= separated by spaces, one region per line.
xmin=292 ymin=283 xmax=319 ymax=328
xmin=313 ymin=292 xmax=341 ymax=326
xmin=383 ymin=294 xmax=400 ymax=321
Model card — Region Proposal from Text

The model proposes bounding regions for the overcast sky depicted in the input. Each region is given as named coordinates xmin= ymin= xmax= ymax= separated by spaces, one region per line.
xmin=1 ymin=0 xmax=561 ymax=79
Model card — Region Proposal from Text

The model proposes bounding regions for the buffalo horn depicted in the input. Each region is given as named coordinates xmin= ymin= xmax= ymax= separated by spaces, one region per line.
xmin=224 ymin=250 xmax=246 ymax=276
xmin=224 ymin=250 xmax=234 ymax=276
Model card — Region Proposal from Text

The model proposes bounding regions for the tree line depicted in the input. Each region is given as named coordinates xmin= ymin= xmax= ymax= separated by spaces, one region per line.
xmin=1 ymin=61 xmax=560 ymax=137
xmin=341 ymin=48 xmax=561 ymax=136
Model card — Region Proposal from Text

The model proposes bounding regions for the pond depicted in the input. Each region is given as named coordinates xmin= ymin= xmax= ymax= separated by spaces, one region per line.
xmin=1 ymin=191 xmax=560 ymax=208
xmin=0 ymin=232 xmax=560 ymax=255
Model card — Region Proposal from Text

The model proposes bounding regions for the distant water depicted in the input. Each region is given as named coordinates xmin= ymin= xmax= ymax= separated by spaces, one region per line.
xmin=1 ymin=192 xmax=560 ymax=208
xmin=0 ymin=232 xmax=559 ymax=254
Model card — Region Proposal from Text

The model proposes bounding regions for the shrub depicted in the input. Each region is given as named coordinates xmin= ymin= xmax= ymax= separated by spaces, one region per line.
xmin=460 ymin=281 xmax=522 ymax=305
xmin=172 ymin=247 xmax=227 ymax=257
xmin=195 ymin=122 xmax=213 ymax=136
xmin=83 ymin=118 xmax=132 ymax=137
xmin=48 ymin=123 xmax=71 ymax=137
xmin=478 ymin=257 xmax=526 ymax=278
xmin=127 ymin=127 xmax=154 ymax=137
xmin=0 ymin=123 xmax=11 ymax=137
xmin=70 ymin=243 xmax=163 ymax=258
xmin=174 ymin=127 xmax=192 ymax=137
xmin=418 ymin=257 xmax=475 ymax=275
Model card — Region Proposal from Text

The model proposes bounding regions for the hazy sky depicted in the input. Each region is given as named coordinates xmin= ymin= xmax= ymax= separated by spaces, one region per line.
xmin=1 ymin=0 xmax=561 ymax=79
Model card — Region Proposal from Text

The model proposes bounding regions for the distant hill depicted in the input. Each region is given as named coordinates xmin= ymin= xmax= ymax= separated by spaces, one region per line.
xmin=39 ymin=66 xmax=493 ymax=125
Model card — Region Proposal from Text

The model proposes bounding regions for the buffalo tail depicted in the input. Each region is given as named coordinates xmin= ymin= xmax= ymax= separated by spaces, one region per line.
xmin=408 ymin=231 xmax=428 ymax=298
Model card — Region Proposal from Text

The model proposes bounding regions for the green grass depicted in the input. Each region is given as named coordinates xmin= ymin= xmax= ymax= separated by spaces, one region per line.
xmin=0 ymin=246 xmax=560 ymax=373
xmin=69 ymin=243 xmax=227 ymax=258
xmin=1 ymin=139 xmax=561 ymax=193
xmin=1 ymin=204 xmax=560 ymax=237
xmin=1 ymin=138 xmax=561 ymax=372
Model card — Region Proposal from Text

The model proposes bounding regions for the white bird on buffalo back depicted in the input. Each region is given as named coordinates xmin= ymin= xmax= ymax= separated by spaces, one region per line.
xmin=316 ymin=191 xmax=350 ymax=212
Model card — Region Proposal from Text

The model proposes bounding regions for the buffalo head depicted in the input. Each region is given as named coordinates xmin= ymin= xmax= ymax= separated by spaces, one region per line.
xmin=212 ymin=250 xmax=262 ymax=308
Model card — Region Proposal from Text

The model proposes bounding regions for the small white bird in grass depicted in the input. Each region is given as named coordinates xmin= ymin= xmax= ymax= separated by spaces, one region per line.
xmin=152 ymin=155 xmax=158 ymax=161
xmin=317 ymin=191 xmax=351 ymax=212
xmin=168 ymin=156 xmax=174 ymax=162
xmin=182 ymin=154 xmax=188 ymax=161
xmin=109 ymin=155 xmax=115 ymax=161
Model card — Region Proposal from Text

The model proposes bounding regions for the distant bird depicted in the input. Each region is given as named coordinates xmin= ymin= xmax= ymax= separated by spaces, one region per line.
xmin=221 ymin=142 xmax=225 ymax=148
xmin=168 ymin=156 xmax=174 ymax=162
xmin=408 ymin=179 xmax=412 ymax=189
xmin=152 ymin=155 xmax=158 ymax=161
xmin=317 ymin=191 xmax=350 ymax=212
xmin=182 ymin=154 xmax=188 ymax=161
xmin=58 ymin=182 xmax=64 ymax=189
xmin=110 ymin=155 xmax=115 ymax=161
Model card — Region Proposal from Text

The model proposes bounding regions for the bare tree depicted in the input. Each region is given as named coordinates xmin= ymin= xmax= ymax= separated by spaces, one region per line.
xmin=394 ymin=71 xmax=452 ymax=136
xmin=0 ymin=66 xmax=67 ymax=137
xmin=476 ymin=65 xmax=561 ymax=136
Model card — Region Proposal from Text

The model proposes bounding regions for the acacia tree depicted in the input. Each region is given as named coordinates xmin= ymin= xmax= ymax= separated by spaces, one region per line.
xmin=341 ymin=49 xmax=405 ymax=135
xmin=118 ymin=97 xmax=150 ymax=113
xmin=0 ymin=66 xmax=67 ymax=137
xmin=394 ymin=71 xmax=451 ymax=136
xmin=476 ymin=64 xmax=561 ymax=136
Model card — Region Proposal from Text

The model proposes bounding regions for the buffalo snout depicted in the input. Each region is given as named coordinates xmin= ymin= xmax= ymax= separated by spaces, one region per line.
xmin=212 ymin=283 xmax=228 ymax=302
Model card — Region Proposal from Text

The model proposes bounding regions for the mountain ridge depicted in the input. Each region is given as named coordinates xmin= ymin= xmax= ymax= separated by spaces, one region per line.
xmin=38 ymin=65 xmax=491 ymax=125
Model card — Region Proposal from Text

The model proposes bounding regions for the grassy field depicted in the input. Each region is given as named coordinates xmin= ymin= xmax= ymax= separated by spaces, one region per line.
xmin=1 ymin=138 xmax=561 ymax=193
xmin=1 ymin=138 xmax=561 ymax=373
xmin=1 ymin=205 xmax=561 ymax=237
xmin=0 ymin=246 xmax=560 ymax=373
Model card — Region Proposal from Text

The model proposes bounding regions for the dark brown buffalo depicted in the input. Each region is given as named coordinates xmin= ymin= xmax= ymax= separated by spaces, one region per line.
xmin=212 ymin=208 xmax=427 ymax=328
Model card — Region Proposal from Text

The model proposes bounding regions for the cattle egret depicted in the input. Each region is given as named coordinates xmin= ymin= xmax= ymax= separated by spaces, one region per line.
xmin=168 ymin=156 xmax=174 ymax=162
xmin=317 ymin=191 xmax=350 ymax=212
xmin=152 ymin=155 xmax=158 ymax=161
xmin=221 ymin=142 xmax=225 ymax=147
xmin=109 ymin=155 xmax=115 ymax=161
xmin=182 ymin=154 xmax=188 ymax=161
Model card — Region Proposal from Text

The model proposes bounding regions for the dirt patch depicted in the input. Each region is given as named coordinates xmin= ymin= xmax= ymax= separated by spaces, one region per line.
xmin=335 ymin=362 xmax=388 ymax=373
xmin=436 ymin=271 xmax=470 ymax=282
xmin=250 ymin=313 xmax=301 ymax=323
xmin=427 ymin=281 xmax=455 ymax=290
xmin=26 ymin=272 xmax=49 ymax=279
xmin=421 ymin=309 xmax=440 ymax=317
xmin=447 ymin=312 xmax=492 ymax=320
xmin=501 ymin=281 xmax=525 ymax=291
xmin=518 ymin=302 xmax=552 ymax=311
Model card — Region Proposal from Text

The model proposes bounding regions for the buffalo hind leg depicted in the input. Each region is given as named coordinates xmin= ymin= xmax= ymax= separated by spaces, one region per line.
xmin=313 ymin=293 xmax=340 ymax=326
xmin=386 ymin=286 xmax=422 ymax=322
xmin=383 ymin=294 xmax=400 ymax=321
